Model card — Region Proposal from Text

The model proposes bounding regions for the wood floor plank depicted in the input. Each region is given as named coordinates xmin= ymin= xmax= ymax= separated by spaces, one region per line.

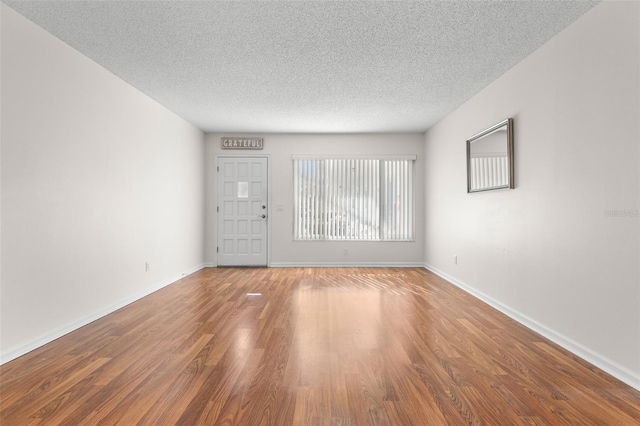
xmin=1 ymin=356 xmax=110 ymax=422
xmin=1 ymin=267 xmax=639 ymax=425
xmin=192 ymin=348 xmax=264 ymax=425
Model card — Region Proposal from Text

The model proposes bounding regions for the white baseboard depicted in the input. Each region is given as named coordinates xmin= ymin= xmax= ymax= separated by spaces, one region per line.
xmin=0 ymin=263 xmax=209 ymax=365
xmin=270 ymin=262 xmax=424 ymax=268
xmin=423 ymin=263 xmax=640 ymax=391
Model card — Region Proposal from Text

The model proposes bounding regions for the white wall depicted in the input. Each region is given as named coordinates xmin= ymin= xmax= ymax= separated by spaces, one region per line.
xmin=205 ymin=133 xmax=424 ymax=266
xmin=424 ymin=0 xmax=639 ymax=389
xmin=1 ymin=5 xmax=206 ymax=362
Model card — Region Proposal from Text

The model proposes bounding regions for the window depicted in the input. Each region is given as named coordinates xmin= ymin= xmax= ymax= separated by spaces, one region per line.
xmin=293 ymin=156 xmax=415 ymax=241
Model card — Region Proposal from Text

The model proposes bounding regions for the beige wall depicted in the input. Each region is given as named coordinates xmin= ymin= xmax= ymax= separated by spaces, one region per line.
xmin=205 ymin=133 xmax=425 ymax=266
xmin=424 ymin=0 xmax=639 ymax=388
xmin=1 ymin=5 xmax=206 ymax=362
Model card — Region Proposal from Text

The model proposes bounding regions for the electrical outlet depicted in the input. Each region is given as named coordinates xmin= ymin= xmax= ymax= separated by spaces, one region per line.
xmin=145 ymin=261 xmax=150 ymax=272
xmin=453 ymin=255 xmax=458 ymax=265
xmin=343 ymin=249 xmax=349 ymax=256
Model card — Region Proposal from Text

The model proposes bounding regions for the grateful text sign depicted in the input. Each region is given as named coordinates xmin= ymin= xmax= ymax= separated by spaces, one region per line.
xmin=221 ymin=137 xmax=263 ymax=150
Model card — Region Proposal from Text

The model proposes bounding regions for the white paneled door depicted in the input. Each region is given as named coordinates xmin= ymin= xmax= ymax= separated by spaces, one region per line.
xmin=217 ymin=157 xmax=268 ymax=266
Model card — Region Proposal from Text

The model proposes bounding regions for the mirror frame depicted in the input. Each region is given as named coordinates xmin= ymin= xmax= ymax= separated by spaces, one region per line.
xmin=466 ymin=118 xmax=514 ymax=193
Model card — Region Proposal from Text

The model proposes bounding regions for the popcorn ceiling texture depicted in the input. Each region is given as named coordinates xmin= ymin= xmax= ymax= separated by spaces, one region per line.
xmin=3 ymin=0 xmax=599 ymax=133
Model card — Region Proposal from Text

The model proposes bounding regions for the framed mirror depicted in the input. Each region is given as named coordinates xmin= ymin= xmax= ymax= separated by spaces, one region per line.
xmin=467 ymin=118 xmax=514 ymax=193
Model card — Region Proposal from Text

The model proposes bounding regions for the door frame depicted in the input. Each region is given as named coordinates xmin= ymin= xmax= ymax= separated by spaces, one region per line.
xmin=215 ymin=154 xmax=271 ymax=267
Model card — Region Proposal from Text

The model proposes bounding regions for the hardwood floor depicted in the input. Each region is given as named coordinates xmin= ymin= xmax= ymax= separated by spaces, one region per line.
xmin=1 ymin=267 xmax=639 ymax=425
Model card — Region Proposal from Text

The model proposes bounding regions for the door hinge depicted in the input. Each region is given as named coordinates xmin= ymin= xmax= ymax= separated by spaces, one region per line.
xmin=217 ymin=206 xmax=219 ymax=212
xmin=217 ymin=247 xmax=219 ymax=253
xmin=217 ymin=166 xmax=219 ymax=172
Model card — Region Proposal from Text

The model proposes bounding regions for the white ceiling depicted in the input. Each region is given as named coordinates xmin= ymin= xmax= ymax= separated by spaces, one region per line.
xmin=4 ymin=0 xmax=599 ymax=133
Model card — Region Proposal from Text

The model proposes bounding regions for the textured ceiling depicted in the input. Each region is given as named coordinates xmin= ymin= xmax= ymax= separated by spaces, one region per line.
xmin=4 ymin=0 xmax=600 ymax=133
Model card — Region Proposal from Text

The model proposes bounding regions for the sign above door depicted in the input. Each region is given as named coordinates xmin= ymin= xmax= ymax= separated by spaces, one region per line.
xmin=221 ymin=137 xmax=264 ymax=150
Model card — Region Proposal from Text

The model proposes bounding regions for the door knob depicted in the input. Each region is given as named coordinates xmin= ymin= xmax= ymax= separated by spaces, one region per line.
xmin=260 ymin=214 xmax=266 ymax=219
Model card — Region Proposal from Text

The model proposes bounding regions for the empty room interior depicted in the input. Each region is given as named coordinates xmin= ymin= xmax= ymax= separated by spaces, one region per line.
xmin=1 ymin=0 xmax=639 ymax=424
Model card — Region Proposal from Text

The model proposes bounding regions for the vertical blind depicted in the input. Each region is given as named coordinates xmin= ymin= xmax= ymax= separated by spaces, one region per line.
xmin=469 ymin=154 xmax=509 ymax=190
xmin=293 ymin=157 xmax=414 ymax=241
